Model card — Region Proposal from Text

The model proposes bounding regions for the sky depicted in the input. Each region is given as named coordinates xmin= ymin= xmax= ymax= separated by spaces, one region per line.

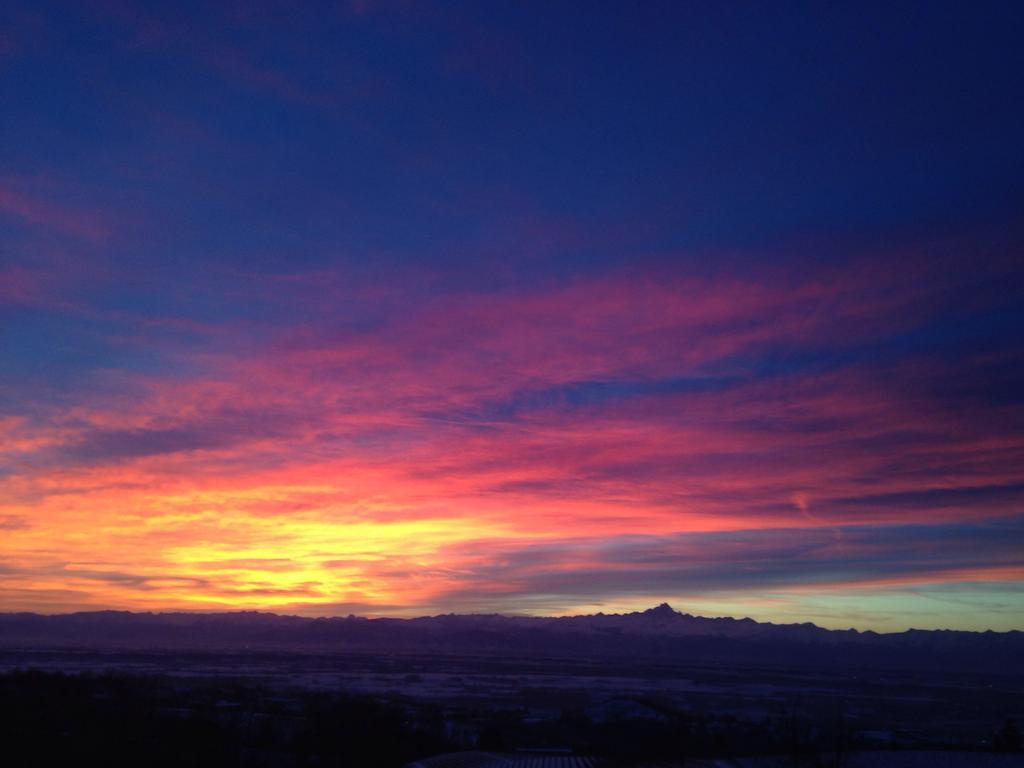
xmin=1 ymin=1 xmax=1023 ymax=631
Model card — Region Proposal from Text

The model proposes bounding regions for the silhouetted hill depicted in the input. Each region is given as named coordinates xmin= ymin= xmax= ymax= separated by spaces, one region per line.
xmin=2 ymin=604 xmax=1021 ymax=673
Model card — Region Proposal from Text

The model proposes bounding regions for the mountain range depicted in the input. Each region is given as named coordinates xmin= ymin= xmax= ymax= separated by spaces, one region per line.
xmin=2 ymin=603 xmax=1021 ymax=673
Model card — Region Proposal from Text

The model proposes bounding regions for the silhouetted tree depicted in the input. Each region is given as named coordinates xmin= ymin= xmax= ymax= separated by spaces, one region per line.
xmin=994 ymin=719 xmax=1021 ymax=753
xmin=477 ymin=723 xmax=506 ymax=751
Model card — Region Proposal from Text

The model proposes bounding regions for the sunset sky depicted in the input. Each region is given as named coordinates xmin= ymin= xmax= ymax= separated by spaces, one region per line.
xmin=2 ymin=1 xmax=1023 ymax=631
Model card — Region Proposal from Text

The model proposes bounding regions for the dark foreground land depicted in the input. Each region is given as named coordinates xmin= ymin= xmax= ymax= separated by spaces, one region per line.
xmin=2 ymin=648 xmax=1022 ymax=768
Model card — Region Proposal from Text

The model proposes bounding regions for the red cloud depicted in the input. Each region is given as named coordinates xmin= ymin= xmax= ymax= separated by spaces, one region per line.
xmin=3 ymin=251 xmax=1022 ymax=619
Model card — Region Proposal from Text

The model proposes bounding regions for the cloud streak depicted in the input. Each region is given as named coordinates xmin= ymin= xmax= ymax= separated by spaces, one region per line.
xmin=3 ymin=249 xmax=1022 ymax=628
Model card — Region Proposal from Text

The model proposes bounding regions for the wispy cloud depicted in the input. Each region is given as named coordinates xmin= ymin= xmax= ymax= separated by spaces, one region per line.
xmin=3 ymin=250 xmax=1022 ymax=624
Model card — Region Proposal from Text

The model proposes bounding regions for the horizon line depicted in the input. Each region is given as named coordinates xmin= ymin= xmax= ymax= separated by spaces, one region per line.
xmin=4 ymin=603 xmax=1020 ymax=635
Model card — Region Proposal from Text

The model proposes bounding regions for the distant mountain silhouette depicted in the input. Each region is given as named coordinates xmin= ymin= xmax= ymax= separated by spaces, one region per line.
xmin=2 ymin=604 xmax=1021 ymax=672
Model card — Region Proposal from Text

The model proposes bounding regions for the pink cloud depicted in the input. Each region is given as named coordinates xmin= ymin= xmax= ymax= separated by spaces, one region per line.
xmin=0 ymin=182 xmax=112 ymax=241
xmin=3 ymin=249 xmax=1021 ymax=614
